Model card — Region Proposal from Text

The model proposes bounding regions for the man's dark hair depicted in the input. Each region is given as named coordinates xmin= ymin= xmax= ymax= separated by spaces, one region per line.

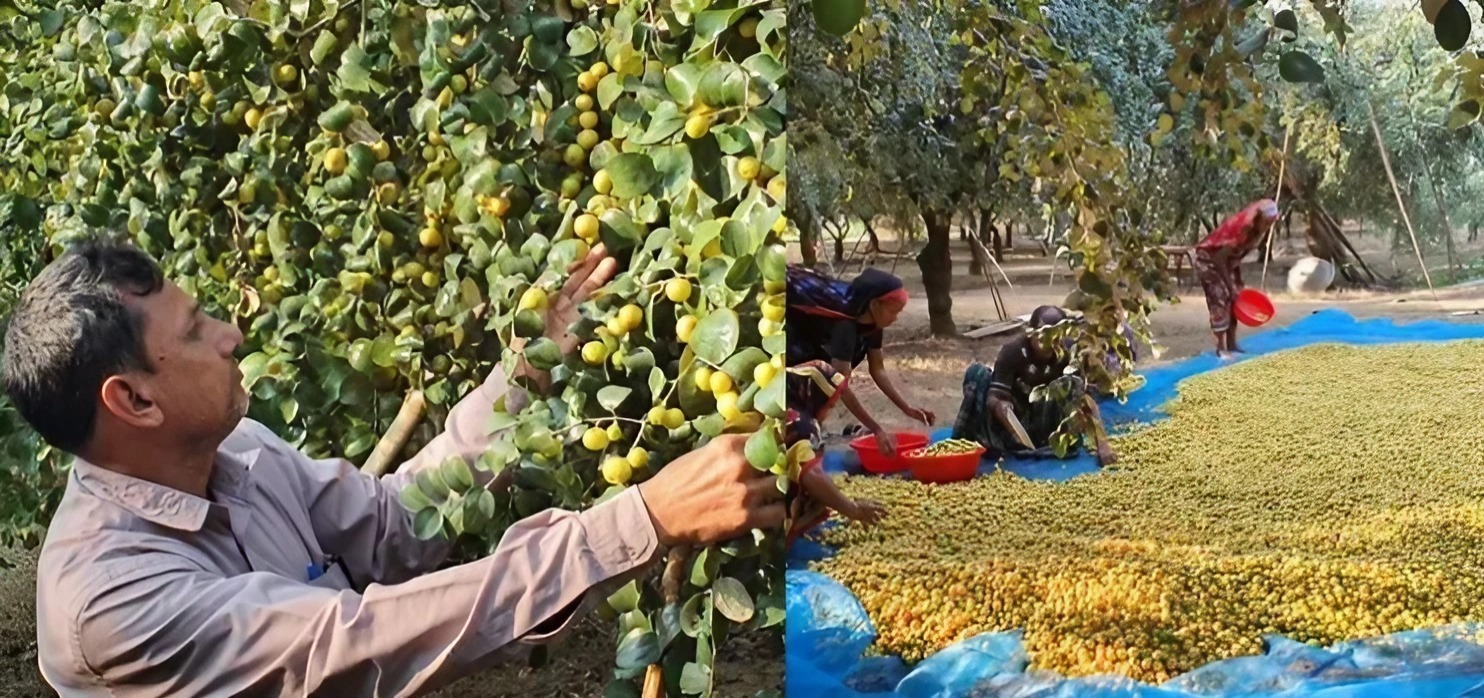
xmin=1028 ymin=305 xmax=1068 ymax=329
xmin=1 ymin=239 xmax=164 ymax=454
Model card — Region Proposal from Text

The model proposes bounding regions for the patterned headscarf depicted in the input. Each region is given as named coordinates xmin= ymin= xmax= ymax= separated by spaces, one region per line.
xmin=786 ymin=266 xmax=908 ymax=321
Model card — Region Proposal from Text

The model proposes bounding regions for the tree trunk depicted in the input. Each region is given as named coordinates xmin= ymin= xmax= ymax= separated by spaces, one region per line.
xmin=1470 ymin=222 xmax=1479 ymax=243
xmin=1004 ymin=220 xmax=1013 ymax=250
xmin=798 ymin=209 xmax=820 ymax=267
xmin=864 ymin=221 xmax=881 ymax=253
xmin=918 ymin=209 xmax=956 ymax=336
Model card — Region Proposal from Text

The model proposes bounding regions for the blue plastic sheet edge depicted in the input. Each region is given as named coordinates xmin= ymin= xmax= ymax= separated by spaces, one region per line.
xmin=787 ymin=309 xmax=1484 ymax=698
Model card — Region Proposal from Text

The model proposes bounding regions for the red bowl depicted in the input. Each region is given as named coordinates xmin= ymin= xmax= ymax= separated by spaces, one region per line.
xmin=850 ymin=432 xmax=929 ymax=474
xmin=1234 ymin=288 xmax=1275 ymax=327
xmin=905 ymin=445 xmax=985 ymax=484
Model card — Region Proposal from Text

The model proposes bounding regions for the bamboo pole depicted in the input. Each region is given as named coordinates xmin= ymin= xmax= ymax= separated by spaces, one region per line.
xmin=360 ymin=390 xmax=426 ymax=477
xmin=1366 ymin=98 xmax=1439 ymax=302
xmin=1260 ymin=123 xmax=1291 ymax=291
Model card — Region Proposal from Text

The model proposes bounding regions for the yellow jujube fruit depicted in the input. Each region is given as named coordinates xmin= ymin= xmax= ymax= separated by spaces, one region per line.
xmin=627 ymin=447 xmax=650 ymax=469
xmin=665 ymin=278 xmax=692 ymax=303
xmin=716 ymin=391 xmax=742 ymax=422
xmin=591 ymin=61 xmax=610 ymax=78
xmin=244 ymin=108 xmax=263 ymax=130
xmin=324 ymin=148 xmax=348 ymax=175
xmin=579 ymin=111 xmax=600 ymax=129
xmin=518 ymin=287 xmax=548 ymax=311
xmin=575 ymin=214 xmax=601 ymax=242
xmin=575 ymin=94 xmax=595 ymax=111
xmin=577 ymin=129 xmax=600 ymax=150
xmin=602 ymin=456 xmax=633 ymax=485
xmin=593 ymin=169 xmax=613 ymax=194
xmin=648 ymin=406 xmax=668 ymax=425
xmin=577 ymin=71 xmax=599 ymax=92
xmin=582 ymin=341 xmax=609 ymax=366
xmin=702 ymin=238 xmax=722 ymax=259
xmin=737 ymin=156 xmax=761 ymax=180
xmin=418 ymin=228 xmax=443 ymax=249
xmin=754 ymin=362 xmax=778 ymax=388
xmin=582 ymin=427 xmax=610 ymax=451
xmin=709 ymin=371 xmax=734 ymax=395
xmin=762 ymin=300 xmax=786 ymax=322
xmin=684 ymin=111 xmax=713 ymax=139
xmin=663 ymin=408 xmax=686 ymax=429
xmin=606 ymin=423 xmax=624 ymax=442
xmin=695 ymin=366 xmax=715 ymax=392
xmin=606 ymin=317 xmax=628 ymax=337
xmin=617 ymin=304 xmax=644 ymax=331
xmin=677 ymin=315 xmax=698 ymax=343
xmin=371 ymin=140 xmax=391 ymax=161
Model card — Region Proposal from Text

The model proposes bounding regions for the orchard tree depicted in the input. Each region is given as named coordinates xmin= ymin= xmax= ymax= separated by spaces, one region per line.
xmin=0 ymin=0 xmax=788 ymax=693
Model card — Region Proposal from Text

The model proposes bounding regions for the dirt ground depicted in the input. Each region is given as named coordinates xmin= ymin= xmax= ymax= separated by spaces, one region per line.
xmin=800 ymin=229 xmax=1484 ymax=437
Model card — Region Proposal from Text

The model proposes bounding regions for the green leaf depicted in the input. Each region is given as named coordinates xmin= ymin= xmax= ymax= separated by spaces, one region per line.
xmin=615 ymin=629 xmax=661 ymax=670
xmin=665 ymin=63 xmax=703 ymax=108
xmin=744 ymin=431 xmax=780 ymax=471
xmin=598 ymin=385 xmax=633 ymax=412
xmin=812 ymin=0 xmax=867 ymax=37
xmin=633 ymin=102 xmax=686 ymax=145
xmin=416 ymin=468 xmax=450 ymax=501
xmin=524 ymin=338 xmax=563 ymax=371
xmin=468 ymin=88 xmax=509 ymax=125
xmin=1436 ymin=0 xmax=1471 ymax=51
xmin=608 ymin=580 xmax=642 ymax=613
xmin=240 ymin=352 xmax=273 ymax=390
xmin=680 ymin=593 xmax=706 ymax=637
xmin=649 ymin=368 xmax=667 ymax=399
xmin=440 ymin=456 xmax=475 ymax=492
xmin=399 ymin=483 xmax=434 ymax=511
xmin=567 ymin=26 xmax=598 ymax=55
xmin=605 ymin=153 xmax=660 ymax=199
xmin=756 ymin=376 xmax=784 ymax=418
xmin=1277 ymin=50 xmax=1325 ymax=83
xmin=698 ymin=62 xmax=747 ymax=108
xmin=412 ymin=507 xmax=444 ymax=540
xmin=680 ymin=662 xmax=712 ymax=695
xmin=691 ymin=309 xmax=740 ymax=365
xmin=712 ymin=576 xmax=754 ymax=623
xmin=598 ymin=72 xmax=624 ymax=110
xmin=690 ymin=547 xmax=718 ymax=586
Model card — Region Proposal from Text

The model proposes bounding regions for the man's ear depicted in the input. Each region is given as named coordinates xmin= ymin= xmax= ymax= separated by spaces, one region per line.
xmin=100 ymin=374 xmax=164 ymax=429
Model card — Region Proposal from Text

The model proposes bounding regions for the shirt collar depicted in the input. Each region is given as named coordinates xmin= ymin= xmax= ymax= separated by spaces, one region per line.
xmin=71 ymin=435 xmax=262 ymax=532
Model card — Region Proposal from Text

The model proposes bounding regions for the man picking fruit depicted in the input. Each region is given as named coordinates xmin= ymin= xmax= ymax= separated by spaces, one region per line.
xmin=6 ymin=238 xmax=785 ymax=696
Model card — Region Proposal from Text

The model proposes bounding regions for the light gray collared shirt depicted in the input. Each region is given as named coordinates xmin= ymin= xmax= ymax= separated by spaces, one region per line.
xmin=35 ymin=367 xmax=661 ymax=696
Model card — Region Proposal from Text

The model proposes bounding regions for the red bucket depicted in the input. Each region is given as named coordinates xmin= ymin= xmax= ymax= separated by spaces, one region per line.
xmin=1234 ymin=288 xmax=1275 ymax=327
xmin=905 ymin=445 xmax=985 ymax=484
xmin=850 ymin=432 xmax=929 ymax=474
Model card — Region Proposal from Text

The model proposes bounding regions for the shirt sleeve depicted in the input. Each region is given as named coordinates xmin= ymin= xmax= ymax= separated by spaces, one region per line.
xmin=266 ymin=366 xmax=515 ymax=586
xmin=70 ymin=488 xmax=662 ymax=697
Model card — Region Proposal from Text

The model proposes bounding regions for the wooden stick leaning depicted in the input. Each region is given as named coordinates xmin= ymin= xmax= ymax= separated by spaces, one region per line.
xmin=360 ymin=390 xmax=426 ymax=477
xmin=1260 ymin=123 xmax=1292 ymax=291
xmin=1367 ymin=98 xmax=1439 ymax=303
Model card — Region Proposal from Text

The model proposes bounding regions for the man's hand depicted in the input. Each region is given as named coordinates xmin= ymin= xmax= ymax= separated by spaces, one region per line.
xmin=636 ymin=434 xmax=785 ymax=546
xmin=548 ymin=244 xmax=619 ymax=355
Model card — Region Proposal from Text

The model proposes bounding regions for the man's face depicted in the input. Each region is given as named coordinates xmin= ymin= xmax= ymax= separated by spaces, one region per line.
xmin=120 ymin=281 xmax=247 ymax=443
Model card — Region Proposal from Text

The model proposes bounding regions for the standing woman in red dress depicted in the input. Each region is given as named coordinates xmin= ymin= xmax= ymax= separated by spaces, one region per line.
xmin=1193 ymin=199 xmax=1281 ymax=357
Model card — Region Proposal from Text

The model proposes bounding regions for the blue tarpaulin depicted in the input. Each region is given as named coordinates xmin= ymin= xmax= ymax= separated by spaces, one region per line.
xmin=787 ymin=309 xmax=1484 ymax=697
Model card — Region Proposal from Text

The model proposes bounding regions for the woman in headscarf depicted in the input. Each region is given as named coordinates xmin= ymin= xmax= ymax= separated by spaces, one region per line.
xmin=783 ymin=360 xmax=887 ymax=546
xmin=786 ymin=266 xmax=936 ymax=455
xmin=952 ymin=306 xmax=1119 ymax=466
xmin=1194 ymin=199 xmax=1281 ymax=357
